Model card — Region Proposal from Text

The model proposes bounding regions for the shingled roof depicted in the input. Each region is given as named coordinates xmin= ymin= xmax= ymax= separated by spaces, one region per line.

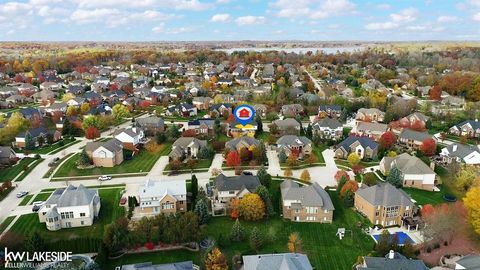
xmin=214 ymin=173 xmax=261 ymax=192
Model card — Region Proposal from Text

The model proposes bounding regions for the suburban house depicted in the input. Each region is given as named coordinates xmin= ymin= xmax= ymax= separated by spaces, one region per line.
xmin=192 ymin=96 xmax=212 ymax=110
xmin=440 ymin=143 xmax=480 ymax=165
xmin=166 ymin=103 xmax=197 ymax=117
xmin=335 ymin=136 xmax=379 ymax=160
xmin=209 ymin=103 xmax=232 ymax=117
xmin=253 ymin=104 xmax=268 ymax=118
xmin=280 ymin=180 xmax=334 ymax=223
xmin=137 ymin=179 xmax=187 ymax=216
xmin=225 ymin=136 xmax=261 ymax=152
xmin=355 ymin=108 xmax=385 ymax=123
xmin=169 ymin=137 xmax=207 ymax=161
xmin=187 ymin=118 xmax=215 ymax=136
xmin=402 ymin=112 xmax=430 ymax=127
xmin=312 ymin=118 xmax=343 ymax=140
xmin=449 ymin=119 xmax=480 ymax=138
xmin=380 ymin=153 xmax=437 ymax=190
xmin=243 ymin=253 xmax=313 ymax=270
xmin=38 ymin=185 xmax=101 ymax=231
xmin=212 ymin=173 xmax=261 ymax=210
xmin=0 ymin=146 xmax=16 ymax=167
xmin=120 ymin=261 xmax=196 ymax=270
xmin=15 ymin=127 xmax=61 ymax=149
xmin=398 ymin=129 xmax=434 ymax=150
xmin=85 ymin=138 xmax=124 ymax=167
xmin=353 ymin=122 xmax=389 ymax=141
xmin=113 ymin=127 xmax=145 ymax=151
xmin=228 ymin=121 xmax=258 ymax=138
xmin=135 ymin=116 xmax=165 ymax=136
xmin=356 ymin=251 xmax=429 ymax=270
xmin=318 ymin=105 xmax=342 ymax=118
xmin=354 ymin=182 xmax=414 ymax=226
xmin=272 ymin=118 xmax=301 ymax=135
xmin=276 ymin=135 xmax=312 ymax=159
xmin=281 ymin=104 xmax=304 ymax=117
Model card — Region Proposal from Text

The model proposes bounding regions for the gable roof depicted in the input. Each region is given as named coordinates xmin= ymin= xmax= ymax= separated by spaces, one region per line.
xmin=359 ymin=252 xmax=428 ymax=270
xmin=399 ymin=129 xmax=432 ymax=142
xmin=443 ymin=143 xmax=480 ymax=160
xmin=383 ymin=153 xmax=435 ymax=175
xmin=456 ymin=255 xmax=480 ymax=269
xmin=280 ymin=180 xmax=334 ymax=210
xmin=139 ymin=179 xmax=186 ymax=199
xmin=45 ymin=184 xmax=99 ymax=208
xmin=355 ymin=182 xmax=414 ymax=208
xmin=454 ymin=119 xmax=480 ymax=130
xmin=273 ymin=118 xmax=301 ymax=129
xmin=172 ymin=137 xmax=207 ymax=149
xmin=214 ymin=173 xmax=261 ymax=192
xmin=121 ymin=261 xmax=194 ymax=270
xmin=337 ymin=136 xmax=378 ymax=150
xmin=313 ymin=118 xmax=342 ymax=129
xmin=225 ymin=136 xmax=261 ymax=150
xmin=86 ymin=138 xmax=123 ymax=153
xmin=318 ymin=105 xmax=342 ymax=112
xmin=277 ymin=135 xmax=312 ymax=147
xmin=136 ymin=116 xmax=164 ymax=128
xmin=243 ymin=253 xmax=313 ymax=270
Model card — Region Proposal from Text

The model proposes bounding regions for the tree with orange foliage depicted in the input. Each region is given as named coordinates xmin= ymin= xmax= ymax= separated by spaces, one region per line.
xmin=230 ymin=198 xmax=240 ymax=219
xmin=335 ymin=170 xmax=350 ymax=182
xmin=205 ymin=248 xmax=228 ymax=270
xmin=420 ymin=138 xmax=437 ymax=156
xmin=429 ymin=85 xmax=441 ymax=100
xmin=410 ymin=120 xmax=425 ymax=131
xmin=340 ymin=180 xmax=359 ymax=197
xmin=85 ymin=126 xmax=100 ymax=140
xmin=238 ymin=193 xmax=265 ymax=221
xmin=226 ymin=151 xmax=241 ymax=167
xmin=379 ymin=131 xmax=396 ymax=150
xmin=422 ymin=202 xmax=466 ymax=245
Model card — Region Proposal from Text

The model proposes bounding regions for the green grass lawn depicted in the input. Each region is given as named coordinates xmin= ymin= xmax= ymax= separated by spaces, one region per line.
xmin=15 ymin=138 xmax=78 ymax=155
xmin=0 ymin=216 xmax=15 ymax=234
xmin=335 ymin=159 xmax=380 ymax=168
xmin=18 ymin=194 xmax=33 ymax=206
xmin=53 ymin=143 xmax=171 ymax=177
xmin=108 ymin=182 xmax=374 ymax=270
xmin=30 ymin=192 xmax=53 ymax=204
xmin=312 ymin=144 xmax=327 ymax=163
xmin=0 ymin=158 xmax=39 ymax=182
xmin=10 ymin=188 xmax=125 ymax=244
xmin=402 ymin=185 xmax=455 ymax=206
xmin=280 ymin=144 xmax=328 ymax=168
xmin=164 ymin=158 xmax=213 ymax=172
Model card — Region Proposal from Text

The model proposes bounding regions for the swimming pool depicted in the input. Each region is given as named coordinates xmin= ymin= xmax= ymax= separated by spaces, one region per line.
xmin=371 ymin=231 xmax=415 ymax=245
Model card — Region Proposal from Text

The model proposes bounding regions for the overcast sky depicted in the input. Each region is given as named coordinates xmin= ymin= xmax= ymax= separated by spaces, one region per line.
xmin=0 ymin=0 xmax=479 ymax=41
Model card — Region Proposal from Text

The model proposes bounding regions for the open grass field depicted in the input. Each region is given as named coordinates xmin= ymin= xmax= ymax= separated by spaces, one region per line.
xmin=53 ymin=143 xmax=171 ymax=177
xmin=18 ymin=194 xmax=33 ymax=206
xmin=108 ymin=181 xmax=374 ymax=270
xmin=30 ymin=192 xmax=53 ymax=204
xmin=10 ymin=188 xmax=125 ymax=242
xmin=0 ymin=216 xmax=15 ymax=234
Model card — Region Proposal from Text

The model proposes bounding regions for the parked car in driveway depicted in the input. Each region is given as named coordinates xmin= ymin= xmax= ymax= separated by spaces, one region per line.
xmin=98 ymin=175 xmax=112 ymax=181
xmin=31 ymin=201 xmax=45 ymax=212
xmin=16 ymin=191 xmax=29 ymax=198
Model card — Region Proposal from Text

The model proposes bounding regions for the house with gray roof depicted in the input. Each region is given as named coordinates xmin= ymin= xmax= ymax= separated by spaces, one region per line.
xmin=225 ymin=136 xmax=261 ymax=152
xmin=356 ymin=250 xmax=428 ymax=270
xmin=354 ymin=183 xmax=414 ymax=226
xmin=272 ymin=118 xmax=301 ymax=135
xmin=121 ymin=261 xmax=195 ymax=270
xmin=312 ymin=118 xmax=343 ymax=140
xmin=243 ymin=253 xmax=313 ymax=270
xmin=318 ymin=105 xmax=342 ymax=118
xmin=380 ymin=153 xmax=437 ymax=191
xmin=187 ymin=118 xmax=216 ymax=136
xmin=113 ymin=127 xmax=145 ymax=151
xmin=449 ymin=119 xmax=480 ymax=138
xmin=137 ymin=179 xmax=187 ymax=216
xmin=85 ymin=138 xmax=124 ymax=167
xmin=213 ymin=173 xmax=261 ymax=211
xmin=280 ymin=180 xmax=334 ymax=223
xmin=355 ymin=108 xmax=385 ymax=123
xmin=454 ymin=254 xmax=480 ymax=270
xmin=335 ymin=136 xmax=379 ymax=160
xmin=135 ymin=116 xmax=165 ymax=136
xmin=440 ymin=143 xmax=480 ymax=165
xmin=280 ymin=104 xmax=304 ymax=117
xmin=398 ymin=129 xmax=434 ymax=150
xmin=169 ymin=137 xmax=207 ymax=161
xmin=276 ymin=135 xmax=312 ymax=159
xmin=38 ymin=184 xmax=100 ymax=231
xmin=353 ymin=122 xmax=389 ymax=141
xmin=0 ymin=146 xmax=16 ymax=167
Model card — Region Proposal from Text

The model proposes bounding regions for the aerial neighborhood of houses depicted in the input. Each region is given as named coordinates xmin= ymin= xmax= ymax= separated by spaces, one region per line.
xmin=0 ymin=43 xmax=480 ymax=270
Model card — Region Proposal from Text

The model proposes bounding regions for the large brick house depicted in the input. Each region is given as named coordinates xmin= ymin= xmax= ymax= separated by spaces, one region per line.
xmin=137 ymin=179 xmax=187 ymax=216
xmin=335 ymin=136 xmax=379 ymax=160
xmin=280 ymin=180 xmax=334 ymax=223
xmin=85 ymin=138 xmax=124 ymax=167
xmin=449 ymin=119 xmax=480 ymax=138
xmin=354 ymin=183 xmax=414 ymax=226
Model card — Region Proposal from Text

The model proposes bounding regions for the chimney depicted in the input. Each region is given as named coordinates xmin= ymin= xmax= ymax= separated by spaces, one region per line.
xmin=388 ymin=250 xmax=395 ymax=259
xmin=453 ymin=144 xmax=457 ymax=152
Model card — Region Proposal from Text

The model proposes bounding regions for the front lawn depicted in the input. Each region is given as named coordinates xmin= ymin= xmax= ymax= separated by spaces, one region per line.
xmin=18 ymin=194 xmax=33 ymax=206
xmin=53 ymin=143 xmax=171 ymax=178
xmin=9 ymin=188 xmax=125 ymax=252
xmin=402 ymin=185 xmax=454 ymax=206
xmin=30 ymin=192 xmax=53 ymax=204
xmin=15 ymin=138 xmax=78 ymax=155
xmin=0 ymin=216 xmax=15 ymax=234
xmin=107 ymin=182 xmax=374 ymax=270
xmin=164 ymin=158 xmax=213 ymax=173
xmin=280 ymin=144 xmax=328 ymax=168
xmin=0 ymin=158 xmax=41 ymax=182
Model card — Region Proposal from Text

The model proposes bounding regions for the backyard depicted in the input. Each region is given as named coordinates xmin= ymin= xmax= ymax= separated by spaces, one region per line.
xmin=8 ymin=188 xmax=125 ymax=252
xmin=52 ymin=143 xmax=171 ymax=178
xmin=108 ymin=181 xmax=374 ymax=270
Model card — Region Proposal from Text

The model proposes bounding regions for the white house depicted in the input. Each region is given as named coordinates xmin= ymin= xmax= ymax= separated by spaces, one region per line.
xmin=38 ymin=185 xmax=101 ymax=231
xmin=380 ymin=153 xmax=437 ymax=191
xmin=440 ymin=143 xmax=480 ymax=165
xmin=113 ymin=127 xmax=145 ymax=151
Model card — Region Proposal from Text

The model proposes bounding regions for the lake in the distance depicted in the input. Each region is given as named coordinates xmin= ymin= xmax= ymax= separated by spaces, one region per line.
xmin=216 ymin=47 xmax=365 ymax=54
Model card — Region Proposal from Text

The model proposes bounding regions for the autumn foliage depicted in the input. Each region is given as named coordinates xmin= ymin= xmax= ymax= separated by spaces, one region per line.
xmin=238 ymin=193 xmax=265 ymax=221
xmin=420 ymin=138 xmax=437 ymax=156
xmin=85 ymin=126 xmax=100 ymax=140
xmin=226 ymin=150 xmax=241 ymax=167
xmin=379 ymin=131 xmax=396 ymax=150
xmin=340 ymin=180 xmax=359 ymax=196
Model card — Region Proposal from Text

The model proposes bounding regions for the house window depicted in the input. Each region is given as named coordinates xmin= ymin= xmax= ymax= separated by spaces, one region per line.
xmin=229 ymin=191 xmax=235 ymax=194
xmin=80 ymin=221 xmax=84 ymax=225
xmin=162 ymin=202 xmax=174 ymax=210
xmin=80 ymin=213 xmax=86 ymax=217
xmin=384 ymin=206 xmax=400 ymax=218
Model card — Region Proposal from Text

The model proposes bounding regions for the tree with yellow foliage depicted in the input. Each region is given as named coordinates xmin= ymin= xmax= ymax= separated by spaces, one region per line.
xmin=463 ymin=186 xmax=480 ymax=234
xmin=66 ymin=105 xmax=78 ymax=117
xmin=238 ymin=193 xmax=265 ymax=221
xmin=205 ymin=248 xmax=228 ymax=270
xmin=347 ymin=152 xmax=361 ymax=167
xmin=287 ymin=232 xmax=302 ymax=253
xmin=300 ymin=169 xmax=311 ymax=182
xmin=284 ymin=167 xmax=293 ymax=177
xmin=80 ymin=103 xmax=90 ymax=115
xmin=62 ymin=92 xmax=76 ymax=102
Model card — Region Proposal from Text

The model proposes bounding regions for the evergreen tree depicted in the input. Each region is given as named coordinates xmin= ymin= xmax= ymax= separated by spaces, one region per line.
xmin=230 ymin=219 xmax=245 ymax=242
xmin=375 ymin=230 xmax=391 ymax=256
xmin=257 ymin=166 xmax=271 ymax=188
xmin=194 ymin=199 xmax=209 ymax=225
xmin=255 ymin=185 xmax=275 ymax=217
xmin=249 ymin=226 xmax=264 ymax=253
xmin=386 ymin=166 xmax=403 ymax=188
xmin=78 ymin=149 xmax=92 ymax=166
xmin=306 ymin=123 xmax=313 ymax=139
xmin=25 ymin=231 xmax=46 ymax=253
xmin=255 ymin=116 xmax=263 ymax=135
xmin=279 ymin=149 xmax=287 ymax=163
xmin=167 ymin=124 xmax=180 ymax=140
xmin=336 ymin=176 xmax=348 ymax=194
xmin=343 ymin=190 xmax=354 ymax=207
xmin=25 ymin=133 xmax=35 ymax=150
xmin=191 ymin=175 xmax=198 ymax=207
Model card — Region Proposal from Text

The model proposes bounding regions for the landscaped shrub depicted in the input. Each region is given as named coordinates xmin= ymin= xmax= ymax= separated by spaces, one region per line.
xmin=145 ymin=242 xmax=154 ymax=250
